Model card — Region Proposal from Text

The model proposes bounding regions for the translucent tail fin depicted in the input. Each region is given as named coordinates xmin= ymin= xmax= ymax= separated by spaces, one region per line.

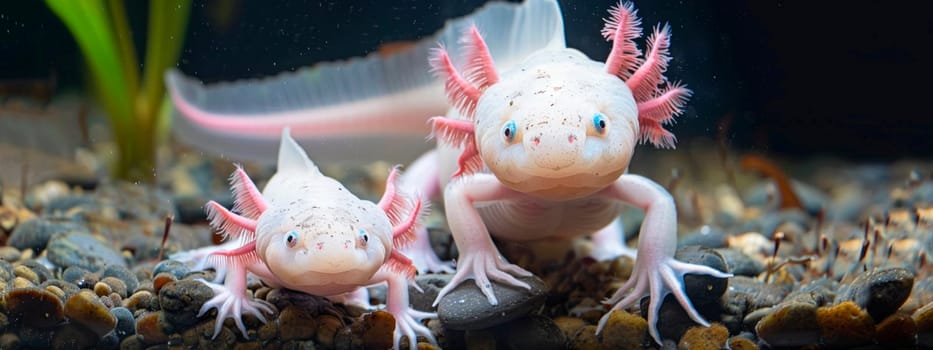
xmin=166 ymin=0 xmax=565 ymax=165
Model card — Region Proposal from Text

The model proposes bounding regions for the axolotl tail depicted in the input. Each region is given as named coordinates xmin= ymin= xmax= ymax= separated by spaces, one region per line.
xmin=166 ymin=0 xmax=565 ymax=166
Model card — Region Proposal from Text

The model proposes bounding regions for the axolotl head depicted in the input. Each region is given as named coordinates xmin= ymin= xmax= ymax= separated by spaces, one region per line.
xmin=254 ymin=181 xmax=393 ymax=289
xmin=474 ymin=49 xmax=638 ymax=200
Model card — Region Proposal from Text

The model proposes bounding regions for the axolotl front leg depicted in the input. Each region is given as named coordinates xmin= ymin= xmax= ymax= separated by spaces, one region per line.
xmin=594 ymin=173 xmax=732 ymax=343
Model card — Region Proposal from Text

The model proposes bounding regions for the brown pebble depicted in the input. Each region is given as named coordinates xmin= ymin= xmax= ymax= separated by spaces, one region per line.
xmin=19 ymin=249 xmax=33 ymax=261
xmin=571 ymin=325 xmax=601 ymax=350
xmin=876 ymin=313 xmax=917 ymax=347
xmin=727 ymin=336 xmax=759 ymax=350
xmin=51 ymin=323 xmax=98 ymax=349
xmin=360 ymin=310 xmax=394 ymax=350
xmin=755 ymin=301 xmax=819 ymax=347
xmin=136 ymin=311 xmax=170 ymax=344
xmin=816 ymin=301 xmax=875 ymax=347
xmin=12 ymin=276 xmax=34 ymax=289
xmin=258 ymin=321 xmax=278 ymax=341
xmin=44 ymin=285 xmax=65 ymax=300
xmin=0 ymin=333 xmax=19 ymax=349
xmin=678 ymin=323 xmax=729 ymax=350
xmin=13 ymin=265 xmax=41 ymax=284
xmin=278 ymin=305 xmax=318 ymax=341
xmin=109 ymin=292 xmax=123 ymax=305
xmin=233 ymin=341 xmax=261 ymax=350
xmin=254 ymin=287 xmax=271 ymax=301
xmin=464 ymin=329 xmax=496 ymax=350
xmin=553 ymin=316 xmax=586 ymax=341
xmin=94 ymin=282 xmax=112 ymax=297
xmin=152 ymin=272 xmax=176 ymax=295
xmin=5 ymin=287 xmax=64 ymax=328
xmin=315 ymin=314 xmax=342 ymax=348
xmin=64 ymin=290 xmax=117 ymax=337
xmin=123 ymin=290 xmax=153 ymax=312
xmin=599 ymin=310 xmax=647 ymax=350
xmin=101 ymin=276 xmax=128 ymax=297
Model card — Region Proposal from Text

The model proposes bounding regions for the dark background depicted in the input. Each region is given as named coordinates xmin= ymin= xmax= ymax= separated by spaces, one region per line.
xmin=1 ymin=1 xmax=930 ymax=161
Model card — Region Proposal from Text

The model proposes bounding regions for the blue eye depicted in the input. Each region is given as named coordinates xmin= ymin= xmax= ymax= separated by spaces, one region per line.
xmin=358 ymin=229 xmax=369 ymax=246
xmin=285 ymin=231 xmax=299 ymax=248
xmin=503 ymin=120 xmax=517 ymax=142
xmin=593 ymin=113 xmax=607 ymax=134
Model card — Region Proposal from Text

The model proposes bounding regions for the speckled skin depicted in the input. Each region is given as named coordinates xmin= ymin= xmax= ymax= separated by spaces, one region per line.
xmin=401 ymin=2 xmax=733 ymax=344
xmin=177 ymin=129 xmax=436 ymax=349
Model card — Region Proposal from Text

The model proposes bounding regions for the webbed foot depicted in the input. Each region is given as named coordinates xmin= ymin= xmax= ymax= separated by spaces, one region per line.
xmin=595 ymin=257 xmax=731 ymax=344
xmin=196 ymin=278 xmax=276 ymax=338
xmin=432 ymin=249 xmax=533 ymax=306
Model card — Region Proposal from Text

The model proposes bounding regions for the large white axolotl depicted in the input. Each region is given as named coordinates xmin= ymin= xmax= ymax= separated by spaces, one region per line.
xmin=412 ymin=1 xmax=733 ymax=344
xmin=176 ymin=129 xmax=437 ymax=349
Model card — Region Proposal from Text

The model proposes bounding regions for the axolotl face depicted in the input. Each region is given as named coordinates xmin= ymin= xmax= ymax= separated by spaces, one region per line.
xmin=474 ymin=48 xmax=639 ymax=200
xmin=253 ymin=190 xmax=392 ymax=291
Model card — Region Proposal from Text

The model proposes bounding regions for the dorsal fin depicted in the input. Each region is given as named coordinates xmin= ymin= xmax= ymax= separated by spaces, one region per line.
xmin=277 ymin=127 xmax=321 ymax=175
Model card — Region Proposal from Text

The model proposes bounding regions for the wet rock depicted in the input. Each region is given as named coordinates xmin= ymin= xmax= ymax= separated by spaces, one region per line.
xmin=19 ymin=259 xmax=53 ymax=283
xmin=0 ymin=333 xmax=20 ymax=349
xmin=679 ymin=226 xmax=728 ymax=248
xmin=102 ymin=264 xmax=139 ymax=293
xmin=409 ymin=273 xmax=452 ymax=312
xmin=5 ymin=287 xmax=64 ymax=328
xmin=358 ymin=310 xmax=394 ymax=350
xmin=726 ymin=276 xmax=790 ymax=310
xmin=727 ymin=336 xmax=758 ymax=350
xmin=569 ymin=325 xmax=600 ymax=350
xmin=836 ymin=267 xmax=914 ymax=321
xmin=40 ymin=279 xmax=81 ymax=299
xmin=123 ymin=290 xmax=154 ymax=312
xmin=62 ymin=265 xmax=97 ymax=288
xmin=47 ymin=231 xmax=126 ymax=271
xmin=678 ymin=323 xmax=728 ymax=350
xmin=714 ymin=248 xmax=764 ymax=277
xmin=12 ymin=264 xmax=38 ymax=285
xmin=0 ymin=260 xmax=13 ymax=281
xmin=94 ymin=182 xmax=177 ymax=222
xmin=64 ymin=290 xmax=117 ymax=337
xmin=51 ymin=323 xmax=99 ymax=349
xmin=278 ymin=305 xmax=318 ymax=341
xmin=913 ymin=301 xmax=933 ymax=347
xmin=875 ymin=313 xmax=916 ymax=348
xmin=315 ymin=314 xmax=343 ymax=349
xmin=111 ymin=306 xmax=136 ymax=339
xmin=498 ymin=315 xmax=566 ymax=350
xmin=755 ymin=301 xmax=820 ymax=347
xmin=152 ymin=259 xmax=191 ymax=280
xmin=8 ymin=218 xmax=86 ymax=252
xmin=552 ymin=316 xmax=586 ymax=341
xmin=135 ymin=311 xmax=170 ymax=344
xmin=0 ymin=246 xmax=21 ymax=262
xmin=101 ymin=276 xmax=128 ymax=298
xmin=815 ymin=301 xmax=875 ymax=347
xmin=158 ymin=279 xmax=214 ymax=333
xmin=18 ymin=326 xmax=53 ymax=348
xmin=437 ymin=275 xmax=548 ymax=330
xmin=597 ymin=310 xmax=648 ymax=350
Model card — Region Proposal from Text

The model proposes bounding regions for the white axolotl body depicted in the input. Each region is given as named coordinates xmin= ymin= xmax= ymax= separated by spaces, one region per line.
xmin=405 ymin=2 xmax=732 ymax=344
xmin=176 ymin=129 xmax=436 ymax=349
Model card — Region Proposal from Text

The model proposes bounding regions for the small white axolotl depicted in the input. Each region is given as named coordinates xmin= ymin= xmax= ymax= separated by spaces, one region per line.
xmin=173 ymin=129 xmax=437 ymax=349
xmin=415 ymin=1 xmax=733 ymax=344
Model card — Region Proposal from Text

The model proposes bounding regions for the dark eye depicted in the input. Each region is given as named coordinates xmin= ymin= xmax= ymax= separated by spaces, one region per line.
xmin=503 ymin=120 xmax=517 ymax=142
xmin=593 ymin=113 xmax=607 ymax=134
xmin=285 ymin=231 xmax=299 ymax=248
xmin=358 ymin=229 xmax=369 ymax=246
